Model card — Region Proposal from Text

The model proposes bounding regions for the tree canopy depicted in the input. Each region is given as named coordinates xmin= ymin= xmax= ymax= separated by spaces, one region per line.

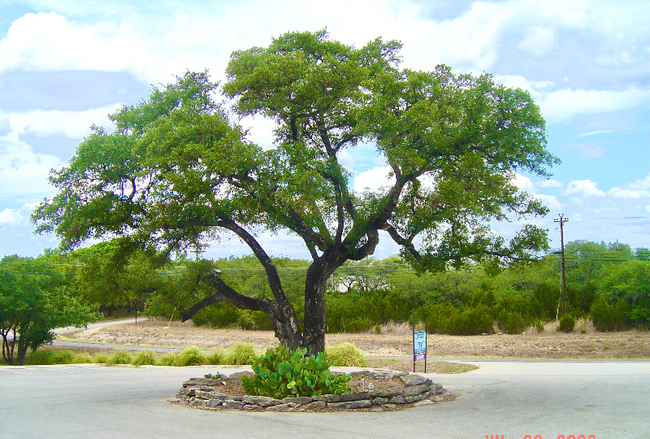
xmin=0 ymin=256 xmax=97 ymax=365
xmin=32 ymin=30 xmax=559 ymax=354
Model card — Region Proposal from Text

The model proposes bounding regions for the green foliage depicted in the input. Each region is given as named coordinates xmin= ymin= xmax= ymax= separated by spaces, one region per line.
xmin=108 ymin=350 xmax=133 ymax=365
xmin=530 ymin=319 xmax=545 ymax=333
xmin=326 ymin=343 xmax=367 ymax=367
xmin=132 ymin=350 xmax=158 ymax=366
xmin=206 ymin=349 xmax=226 ymax=365
xmin=444 ymin=306 xmax=495 ymax=335
xmin=558 ymin=314 xmax=576 ymax=333
xmin=497 ymin=310 xmax=526 ymax=334
xmin=94 ymin=353 xmax=110 ymax=364
xmin=191 ymin=302 xmax=273 ymax=331
xmin=74 ymin=352 xmax=94 ymax=363
xmin=590 ymin=298 xmax=630 ymax=332
xmin=225 ymin=342 xmax=257 ymax=365
xmin=0 ymin=256 xmax=98 ymax=365
xmin=242 ymin=345 xmax=351 ymax=399
xmin=27 ymin=349 xmax=75 ymax=365
xmin=73 ymin=241 xmax=165 ymax=318
xmin=177 ymin=345 xmax=206 ymax=366
xmin=158 ymin=352 xmax=179 ymax=366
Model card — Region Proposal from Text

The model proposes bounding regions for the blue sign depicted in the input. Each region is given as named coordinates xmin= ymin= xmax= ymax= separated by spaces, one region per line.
xmin=413 ymin=331 xmax=427 ymax=361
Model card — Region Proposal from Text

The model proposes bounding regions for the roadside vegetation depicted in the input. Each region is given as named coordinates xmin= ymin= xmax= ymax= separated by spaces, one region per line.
xmin=5 ymin=341 xmax=370 ymax=369
xmin=2 ymin=240 xmax=648 ymax=364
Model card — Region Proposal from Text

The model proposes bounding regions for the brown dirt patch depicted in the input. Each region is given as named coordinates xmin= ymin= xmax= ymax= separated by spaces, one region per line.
xmin=64 ymin=319 xmax=650 ymax=361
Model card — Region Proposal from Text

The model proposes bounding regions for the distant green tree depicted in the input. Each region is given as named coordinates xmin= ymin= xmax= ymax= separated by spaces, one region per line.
xmin=73 ymin=241 xmax=164 ymax=320
xmin=596 ymin=259 xmax=650 ymax=327
xmin=0 ymin=256 xmax=97 ymax=365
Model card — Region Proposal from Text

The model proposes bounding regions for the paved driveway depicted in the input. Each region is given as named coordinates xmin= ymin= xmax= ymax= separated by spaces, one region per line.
xmin=1 ymin=361 xmax=648 ymax=439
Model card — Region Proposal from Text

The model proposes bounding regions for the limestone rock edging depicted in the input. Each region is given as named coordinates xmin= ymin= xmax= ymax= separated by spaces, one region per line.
xmin=174 ymin=371 xmax=453 ymax=412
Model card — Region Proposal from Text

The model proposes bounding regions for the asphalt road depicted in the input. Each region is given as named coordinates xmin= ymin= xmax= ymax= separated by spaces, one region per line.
xmin=1 ymin=361 xmax=648 ymax=439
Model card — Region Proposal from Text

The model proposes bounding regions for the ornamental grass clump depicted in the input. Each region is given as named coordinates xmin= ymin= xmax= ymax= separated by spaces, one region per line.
xmin=132 ymin=350 xmax=158 ymax=366
xmin=326 ymin=343 xmax=367 ymax=367
xmin=226 ymin=342 xmax=257 ymax=365
xmin=177 ymin=345 xmax=206 ymax=366
xmin=108 ymin=350 xmax=132 ymax=365
xmin=242 ymin=344 xmax=351 ymax=399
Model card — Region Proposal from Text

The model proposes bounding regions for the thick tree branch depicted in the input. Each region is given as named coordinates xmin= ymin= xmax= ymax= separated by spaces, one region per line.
xmin=215 ymin=217 xmax=292 ymax=310
xmin=180 ymin=272 xmax=272 ymax=321
xmin=384 ymin=223 xmax=422 ymax=260
xmin=285 ymin=205 xmax=328 ymax=251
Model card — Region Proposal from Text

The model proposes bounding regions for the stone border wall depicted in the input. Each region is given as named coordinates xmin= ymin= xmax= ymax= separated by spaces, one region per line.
xmin=174 ymin=370 xmax=453 ymax=412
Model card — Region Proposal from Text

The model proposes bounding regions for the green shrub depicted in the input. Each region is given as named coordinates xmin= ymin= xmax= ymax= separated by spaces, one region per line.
xmin=590 ymin=298 xmax=629 ymax=331
xmin=630 ymin=306 xmax=650 ymax=328
xmin=73 ymin=352 xmax=94 ymax=364
xmin=445 ymin=306 xmax=494 ymax=335
xmin=242 ymin=345 xmax=351 ymax=399
xmin=108 ymin=350 xmax=132 ymax=365
xmin=158 ymin=352 xmax=179 ymax=366
xmin=133 ymin=350 xmax=158 ymax=366
xmin=94 ymin=353 xmax=110 ymax=364
xmin=529 ymin=319 xmax=545 ymax=333
xmin=27 ymin=350 xmax=76 ymax=365
xmin=192 ymin=302 xmax=240 ymax=328
xmin=345 ymin=317 xmax=374 ymax=333
xmin=177 ymin=346 xmax=206 ymax=366
xmin=326 ymin=343 xmax=367 ymax=367
xmin=497 ymin=311 xmax=526 ymax=334
xmin=206 ymin=349 xmax=226 ymax=365
xmin=226 ymin=342 xmax=257 ymax=365
xmin=558 ymin=314 xmax=576 ymax=333
xmin=28 ymin=350 xmax=57 ymax=365
xmin=53 ymin=350 xmax=75 ymax=364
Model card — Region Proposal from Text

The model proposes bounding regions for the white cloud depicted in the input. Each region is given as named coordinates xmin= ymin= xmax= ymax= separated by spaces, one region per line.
xmin=517 ymin=26 xmax=556 ymax=57
xmin=0 ymin=105 xmax=118 ymax=141
xmin=511 ymin=174 xmax=536 ymax=192
xmin=0 ymin=142 xmax=64 ymax=196
xmin=0 ymin=208 xmax=23 ymax=226
xmin=512 ymin=173 xmax=565 ymax=209
xmin=0 ymin=11 xmax=228 ymax=84
xmin=238 ymin=115 xmax=276 ymax=150
xmin=564 ymin=179 xmax=606 ymax=198
xmin=353 ymin=166 xmax=394 ymax=192
xmin=537 ymin=193 xmax=564 ymax=210
xmin=539 ymin=87 xmax=650 ymax=124
xmin=608 ymin=174 xmax=650 ymax=199
xmin=537 ymin=179 xmax=564 ymax=189
xmin=494 ymin=75 xmax=554 ymax=96
xmin=0 ymin=13 xmax=138 ymax=73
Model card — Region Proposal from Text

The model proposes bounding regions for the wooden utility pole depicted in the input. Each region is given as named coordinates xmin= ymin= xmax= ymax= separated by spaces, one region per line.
xmin=554 ymin=214 xmax=569 ymax=316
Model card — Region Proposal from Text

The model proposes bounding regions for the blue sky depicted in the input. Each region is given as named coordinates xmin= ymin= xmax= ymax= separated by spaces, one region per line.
xmin=0 ymin=0 xmax=648 ymax=259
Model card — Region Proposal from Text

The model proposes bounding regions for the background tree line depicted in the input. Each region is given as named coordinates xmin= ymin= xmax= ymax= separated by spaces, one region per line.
xmin=3 ymin=238 xmax=648 ymax=364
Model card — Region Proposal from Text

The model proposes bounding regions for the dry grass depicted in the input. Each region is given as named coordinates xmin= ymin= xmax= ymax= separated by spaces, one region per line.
xmin=64 ymin=319 xmax=650 ymax=360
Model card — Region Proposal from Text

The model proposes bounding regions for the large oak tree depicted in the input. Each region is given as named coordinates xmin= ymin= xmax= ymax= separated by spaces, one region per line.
xmin=32 ymin=30 xmax=558 ymax=354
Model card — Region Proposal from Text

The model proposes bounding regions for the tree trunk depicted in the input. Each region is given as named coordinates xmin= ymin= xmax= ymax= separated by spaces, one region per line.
xmin=302 ymin=253 xmax=345 ymax=355
xmin=17 ymin=339 xmax=28 ymax=365
xmin=303 ymin=276 xmax=327 ymax=355
xmin=267 ymin=304 xmax=303 ymax=351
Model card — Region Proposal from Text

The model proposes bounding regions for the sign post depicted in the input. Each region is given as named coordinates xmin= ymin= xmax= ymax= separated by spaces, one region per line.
xmin=412 ymin=311 xmax=428 ymax=373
